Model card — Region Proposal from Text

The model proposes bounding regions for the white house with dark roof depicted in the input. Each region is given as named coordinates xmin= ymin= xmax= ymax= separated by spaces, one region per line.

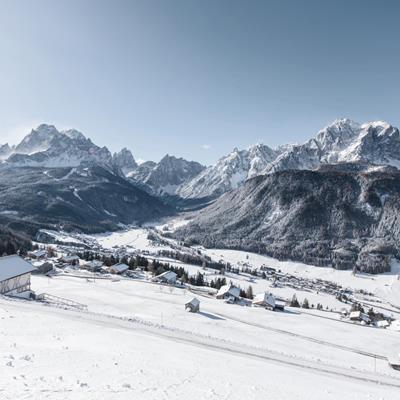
xmin=0 ymin=255 xmax=36 ymax=296
xmin=216 ymin=284 xmax=241 ymax=303
xmin=253 ymin=292 xmax=276 ymax=310
xmin=153 ymin=270 xmax=177 ymax=284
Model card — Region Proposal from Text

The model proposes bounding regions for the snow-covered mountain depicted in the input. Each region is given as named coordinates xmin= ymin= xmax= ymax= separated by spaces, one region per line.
xmin=177 ymin=144 xmax=280 ymax=199
xmin=112 ymin=148 xmax=138 ymax=175
xmin=0 ymin=143 xmax=12 ymax=160
xmin=178 ymin=119 xmax=400 ymax=199
xmin=129 ymin=154 xmax=205 ymax=195
xmin=5 ymin=124 xmax=113 ymax=168
xmin=175 ymin=163 xmax=400 ymax=274
xmin=264 ymin=119 xmax=400 ymax=174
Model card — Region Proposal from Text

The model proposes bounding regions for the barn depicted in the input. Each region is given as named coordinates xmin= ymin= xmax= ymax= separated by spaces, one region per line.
xmin=0 ymin=255 xmax=36 ymax=297
xmin=109 ymin=263 xmax=129 ymax=274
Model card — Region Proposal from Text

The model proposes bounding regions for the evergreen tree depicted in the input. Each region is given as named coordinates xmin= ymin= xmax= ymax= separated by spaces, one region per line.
xmin=302 ymin=298 xmax=310 ymax=309
xmin=290 ymin=294 xmax=300 ymax=307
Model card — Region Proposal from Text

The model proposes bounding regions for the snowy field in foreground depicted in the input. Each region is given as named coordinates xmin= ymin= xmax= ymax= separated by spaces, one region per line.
xmin=1 ymin=274 xmax=399 ymax=399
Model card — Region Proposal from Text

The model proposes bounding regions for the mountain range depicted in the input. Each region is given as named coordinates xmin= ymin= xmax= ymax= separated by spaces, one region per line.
xmin=2 ymin=119 xmax=400 ymax=273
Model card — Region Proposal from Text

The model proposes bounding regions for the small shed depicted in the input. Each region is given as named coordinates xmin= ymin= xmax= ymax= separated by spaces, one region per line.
xmin=216 ymin=284 xmax=241 ymax=303
xmin=0 ymin=255 xmax=36 ymax=296
xmin=110 ymin=263 xmax=129 ymax=274
xmin=185 ymin=297 xmax=200 ymax=313
xmin=153 ymin=270 xmax=177 ymax=284
xmin=375 ymin=319 xmax=389 ymax=328
xmin=388 ymin=352 xmax=400 ymax=371
xmin=349 ymin=311 xmax=362 ymax=321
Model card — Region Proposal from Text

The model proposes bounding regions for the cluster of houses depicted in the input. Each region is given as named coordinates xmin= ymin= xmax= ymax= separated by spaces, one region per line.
xmin=215 ymin=283 xmax=285 ymax=311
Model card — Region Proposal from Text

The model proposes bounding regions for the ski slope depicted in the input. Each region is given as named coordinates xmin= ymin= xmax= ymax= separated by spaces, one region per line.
xmin=1 ymin=274 xmax=399 ymax=399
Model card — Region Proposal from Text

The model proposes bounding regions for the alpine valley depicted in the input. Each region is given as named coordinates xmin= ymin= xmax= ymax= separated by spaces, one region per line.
xmin=2 ymin=119 xmax=400 ymax=273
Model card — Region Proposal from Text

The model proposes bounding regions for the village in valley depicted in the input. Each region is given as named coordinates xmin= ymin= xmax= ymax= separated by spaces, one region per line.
xmin=1 ymin=216 xmax=400 ymax=398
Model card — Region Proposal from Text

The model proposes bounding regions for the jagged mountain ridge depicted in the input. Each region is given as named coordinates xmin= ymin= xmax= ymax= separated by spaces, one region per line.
xmin=177 ymin=144 xmax=280 ymax=199
xmin=178 ymin=119 xmax=400 ymax=199
xmin=0 ymin=124 xmax=204 ymax=196
xmin=264 ymin=119 xmax=400 ymax=174
xmin=174 ymin=164 xmax=400 ymax=273
xmin=129 ymin=155 xmax=205 ymax=196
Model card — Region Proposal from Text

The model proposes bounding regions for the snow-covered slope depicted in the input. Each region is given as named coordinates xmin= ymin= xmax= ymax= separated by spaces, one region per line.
xmin=2 ymin=272 xmax=399 ymax=399
xmin=178 ymin=144 xmax=279 ymax=199
xmin=264 ymin=119 xmax=400 ymax=174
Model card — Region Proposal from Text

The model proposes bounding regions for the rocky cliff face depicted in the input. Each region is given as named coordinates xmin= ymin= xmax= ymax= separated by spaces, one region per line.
xmin=130 ymin=155 xmax=205 ymax=196
xmin=112 ymin=148 xmax=138 ymax=175
xmin=174 ymin=163 xmax=400 ymax=273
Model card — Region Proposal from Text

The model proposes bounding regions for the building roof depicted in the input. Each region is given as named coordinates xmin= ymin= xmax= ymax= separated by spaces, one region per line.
xmin=253 ymin=292 xmax=275 ymax=307
xmin=85 ymin=260 xmax=103 ymax=267
xmin=62 ymin=255 xmax=79 ymax=262
xmin=349 ymin=311 xmax=361 ymax=319
xmin=156 ymin=270 xmax=177 ymax=280
xmin=111 ymin=263 xmax=129 ymax=273
xmin=217 ymin=284 xmax=240 ymax=298
xmin=0 ymin=255 xmax=36 ymax=282
xmin=186 ymin=297 xmax=200 ymax=308
xmin=30 ymin=249 xmax=47 ymax=257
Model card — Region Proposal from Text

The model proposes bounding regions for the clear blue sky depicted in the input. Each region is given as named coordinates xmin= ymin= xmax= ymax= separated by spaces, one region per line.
xmin=0 ymin=0 xmax=399 ymax=164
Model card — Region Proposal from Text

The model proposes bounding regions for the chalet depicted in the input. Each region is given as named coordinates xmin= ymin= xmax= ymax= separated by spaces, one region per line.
xmin=83 ymin=260 xmax=103 ymax=272
xmin=109 ymin=263 xmax=129 ymax=274
xmin=153 ymin=270 xmax=177 ymax=284
xmin=185 ymin=297 xmax=200 ymax=313
xmin=28 ymin=249 xmax=47 ymax=260
xmin=349 ymin=311 xmax=370 ymax=324
xmin=0 ymin=255 xmax=36 ymax=297
xmin=59 ymin=254 xmax=80 ymax=265
xmin=32 ymin=261 xmax=54 ymax=275
xmin=216 ymin=284 xmax=240 ymax=303
xmin=253 ymin=292 xmax=276 ymax=310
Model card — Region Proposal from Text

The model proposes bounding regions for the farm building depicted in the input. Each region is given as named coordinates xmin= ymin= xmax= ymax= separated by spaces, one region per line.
xmin=59 ymin=254 xmax=80 ymax=265
xmin=0 ymin=255 xmax=36 ymax=297
xmin=216 ymin=284 xmax=240 ymax=303
xmin=31 ymin=261 xmax=53 ymax=275
xmin=375 ymin=319 xmax=390 ymax=328
xmin=83 ymin=260 xmax=103 ymax=272
xmin=153 ymin=271 xmax=177 ymax=284
xmin=253 ymin=292 xmax=276 ymax=310
xmin=185 ymin=297 xmax=200 ymax=313
xmin=349 ymin=311 xmax=370 ymax=324
xmin=28 ymin=249 xmax=47 ymax=259
xmin=109 ymin=263 xmax=129 ymax=274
